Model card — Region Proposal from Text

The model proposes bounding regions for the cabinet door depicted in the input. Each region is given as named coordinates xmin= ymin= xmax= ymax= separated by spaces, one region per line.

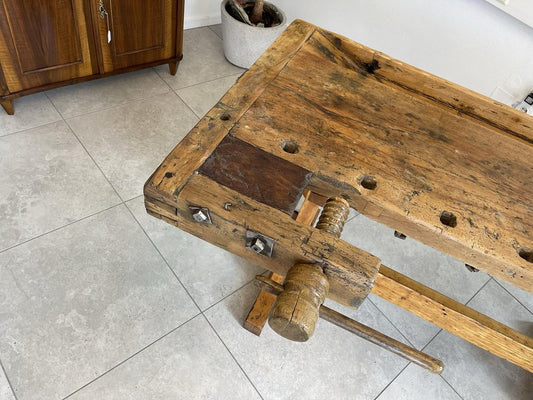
xmin=95 ymin=0 xmax=177 ymax=73
xmin=0 ymin=0 xmax=97 ymax=93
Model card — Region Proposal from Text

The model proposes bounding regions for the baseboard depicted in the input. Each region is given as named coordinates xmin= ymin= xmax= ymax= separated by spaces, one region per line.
xmin=184 ymin=14 xmax=222 ymax=29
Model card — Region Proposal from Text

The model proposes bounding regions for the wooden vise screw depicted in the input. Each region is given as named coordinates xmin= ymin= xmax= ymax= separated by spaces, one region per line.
xmin=269 ymin=197 xmax=350 ymax=342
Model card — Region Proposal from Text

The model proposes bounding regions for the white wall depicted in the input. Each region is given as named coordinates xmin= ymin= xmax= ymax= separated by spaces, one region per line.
xmin=185 ymin=0 xmax=533 ymax=103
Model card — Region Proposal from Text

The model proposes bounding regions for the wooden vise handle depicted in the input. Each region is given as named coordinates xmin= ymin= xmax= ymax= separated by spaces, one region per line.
xmin=269 ymin=197 xmax=350 ymax=341
xmin=257 ymin=275 xmax=444 ymax=374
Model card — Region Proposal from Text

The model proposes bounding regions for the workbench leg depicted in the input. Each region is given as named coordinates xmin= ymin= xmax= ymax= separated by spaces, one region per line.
xmin=244 ymin=272 xmax=284 ymax=336
xmin=243 ymin=190 xmax=323 ymax=336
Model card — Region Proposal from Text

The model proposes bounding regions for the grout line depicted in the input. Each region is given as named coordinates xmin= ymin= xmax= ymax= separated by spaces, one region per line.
xmin=419 ymin=277 xmax=493 ymax=353
xmin=61 ymin=88 xmax=173 ymax=120
xmin=61 ymin=313 xmax=202 ymax=400
xmin=0 ymin=202 xmax=122 ymax=255
xmin=201 ymin=277 xmax=258 ymax=314
xmin=201 ymin=314 xmax=265 ymax=400
xmin=63 ymin=119 xmax=125 ymax=203
xmin=174 ymin=72 xmax=244 ymax=93
xmin=104 ymin=201 xmax=264 ymax=398
xmin=123 ymin=201 xmax=202 ymax=313
xmin=366 ymin=297 xmax=418 ymax=349
xmin=0 ymin=117 xmax=63 ymax=139
xmin=492 ymin=279 xmax=533 ymax=315
xmin=45 ymin=70 xmax=172 ymax=121
xmin=440 ymin=374 xmax=466 ymax=400
xmin=371 ymin=363 xmax=411 ymax=400
xmin=0 ymin=358 xmax=19 ymax=400
xmin=208 ymin=24 xmax=223 ymax=40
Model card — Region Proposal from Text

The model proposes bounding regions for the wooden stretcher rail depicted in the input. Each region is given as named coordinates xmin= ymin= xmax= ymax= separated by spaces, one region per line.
xmin=373 ymin=265 xmax=533 ymax=373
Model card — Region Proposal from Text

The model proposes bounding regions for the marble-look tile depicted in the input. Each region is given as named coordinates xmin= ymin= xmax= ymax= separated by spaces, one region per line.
xmin=47 ymin=69 xmax=170 ymax=119
xmin=156 ymin=27 xmax=244 ymax=90
xmin=376 ymin=364 xmax=461 ymax=400
xmin=495 ymin=278 xmax=533 ymax=314
xmin=425 ymin=280 xmax=533 ymax=400
xmin=0 ymin=93 xmax=61 ymax=137
xmin=341 ymin=215 xmax=490 ymax=348
xmin=177 ymin=74 xmax=241 ymax=118
xmin=0 ymin=121 xmax=120 ymax=251
xmin=205 ymin=283 xmax=410 ymax=400
xmin=68 ymin=315 xmax=260 ymax=400
xmin=209 ymin=24 xmax=223 ymax=39
xmin=0 ymin=205 xmax=198 ymax=400
xmin=126 ymin=196 xmax=263 ymax=310
xmin=0 ymin=366 xmax=15 ymax=400
xmin=67 ymin=91 xmax=198 ymax=201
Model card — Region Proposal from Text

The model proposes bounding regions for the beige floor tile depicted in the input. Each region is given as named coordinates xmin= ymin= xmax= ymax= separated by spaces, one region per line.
xmin=68 ymin=316 xmax=261 ymax=400
xmin=155 ymin=27 xmax=244 ymax=90
xmin=0 ymin=121 xmax=120 ymax=251
xmin=425 ymin=280 xmax=533 ymax=400
xmin=205 ymin=283 xmax=410 ymax=400
xmin=0 ymin=205 xmax=198 ymax=400
xmin=67 ymin=91 xmax=198 ymax=201
xmin=376 ymin=364 xmax=461 ymax=400
xmin=177 ymin=74 xmax=241 ymax=118
xmin=0 ymin=93 xmax=61 ymax=137
xmin=0 ymin=367 xmax=15 ymax=400
xmin=47 ymin=69 xmax=170 ymax=119
xmin=126 ymin=196 xmax=263 ymax=310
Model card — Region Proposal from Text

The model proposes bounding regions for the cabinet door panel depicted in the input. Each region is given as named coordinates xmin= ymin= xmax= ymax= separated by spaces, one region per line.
xmin=0 ymin=0 xmax=96 ymax=92
xmin=97 ymin=0 xmax=176 ymax=72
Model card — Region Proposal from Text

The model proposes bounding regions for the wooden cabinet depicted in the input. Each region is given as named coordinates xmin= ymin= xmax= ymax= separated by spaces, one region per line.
xmin=0 ymin=0 xmax=184 ymax=115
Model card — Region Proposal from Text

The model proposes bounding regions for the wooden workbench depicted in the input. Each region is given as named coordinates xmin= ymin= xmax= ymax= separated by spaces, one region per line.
xmin=144 ymin=20 xmax=532 ymax=372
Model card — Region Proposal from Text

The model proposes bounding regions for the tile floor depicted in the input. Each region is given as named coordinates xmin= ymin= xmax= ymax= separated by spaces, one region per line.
xmin=0 ymin=25 xmax=532 ymax=400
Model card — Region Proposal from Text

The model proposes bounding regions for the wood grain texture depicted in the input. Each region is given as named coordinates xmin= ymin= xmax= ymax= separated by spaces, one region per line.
xmin=199 ymin=135 xmax=312 ymax=215
xmin=243 ymin=190 xmax=322 ymax=336
xmin=146 ymin=174 xmax=381 ymax=308
xmin=0 ymin=98 xmax=13 ymax=115
xmin=0 ymin=0 xmax=183 ymax=114
xmin=144 ymin=20 xmax=317 ymax=204
xmin=96 ymin=0 xmax=176 ymax=72
xmin=373 ymin=265 xmax=533 ymax=373
xmin=0 ymin=0 xmax=96 ymax=92
xmin=224 ymin=24 xmax=532 ymax=291
xmin=243 ymin=272 xmax=283 ymax=336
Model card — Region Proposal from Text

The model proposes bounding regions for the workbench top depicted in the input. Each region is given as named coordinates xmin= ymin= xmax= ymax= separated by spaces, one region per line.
xmin=145 ymin=20 xmax=533 ymax=292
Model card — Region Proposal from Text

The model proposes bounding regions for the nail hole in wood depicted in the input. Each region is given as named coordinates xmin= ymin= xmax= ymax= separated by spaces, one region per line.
xmin=360 ymin=175 xmax=377 ymax=190
xmin=282 ymin=140 xmax=299 ymax=154
xmin=220 ymin=112 xmax=231 ymax=121
xmin=518 ymin=248 xmax=533 ymax=263
xmin=440 ymin=211 xmax=457 ymax=228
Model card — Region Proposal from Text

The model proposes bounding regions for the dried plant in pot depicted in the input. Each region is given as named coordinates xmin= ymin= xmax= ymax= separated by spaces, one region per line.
xmin=221 ymin=0 xmax=287 ymax=68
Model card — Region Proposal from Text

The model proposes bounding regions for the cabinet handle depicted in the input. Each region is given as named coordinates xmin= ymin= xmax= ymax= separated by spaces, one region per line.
xmin=98 ymin=0 xmax=112 ymax=43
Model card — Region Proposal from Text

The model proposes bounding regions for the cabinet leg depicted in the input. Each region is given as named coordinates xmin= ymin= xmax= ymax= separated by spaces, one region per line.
xmin=168 ymin=60 xmax=178 ymax=76
xmin=1 ymin=99 xmax=14 ymax=115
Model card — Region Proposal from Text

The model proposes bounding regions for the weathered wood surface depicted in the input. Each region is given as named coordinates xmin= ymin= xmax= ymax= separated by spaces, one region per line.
xmin=243 ymin=272 xmax=283 ymax=336
xmin=145 ymin=20 xmax=532 ymax=292
xmin=243 ymin=190 xmax=322 ymax=336
xmin=145 ymin=174 xmax=381 ymax=308
xmin=256 ymin=275 xmax=444 ymax=374
xmin=374 ymin=265 xmax=533 ymax=373
xmin=144 ymin=19 xmax=533 ymax=371
xmin=268 ymin=197 xmax=351 ymax=341
xmin=199 ymin=135 xmax=312 ymax=215
xmin=144 ymin=20 xmax=316 ymax=204
xmin=226 ymin=25 xmax=532 ymax=291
